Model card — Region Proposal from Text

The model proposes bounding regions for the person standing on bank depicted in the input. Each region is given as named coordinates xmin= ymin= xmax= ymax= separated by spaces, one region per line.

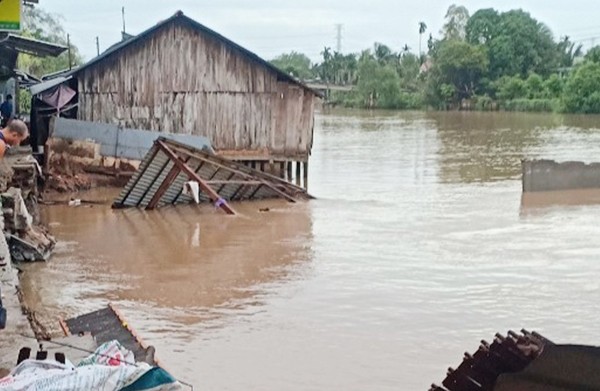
xmin=0 ymin=120 xmax=29 ymax=159
xmin=0 ymin=95 xmax=14 ymax=127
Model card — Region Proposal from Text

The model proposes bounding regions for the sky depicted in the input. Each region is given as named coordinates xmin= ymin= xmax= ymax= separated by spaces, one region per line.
xmin=40 ymin=0 xmax=600 ymax=63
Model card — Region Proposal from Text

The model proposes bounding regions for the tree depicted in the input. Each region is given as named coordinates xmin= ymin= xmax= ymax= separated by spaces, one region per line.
xmin=442 ymin=5 xmax=470 ymax=41
xmin=563 ymin=61 xmax=600 ymax=113
xmin=271 ymin=51 xmax=313 ymax=79
xmin=315 ymin=47 xmax=334 ymax=82
xmin=402 ymin=44 xmax=411 ymax=56
xmin=18 ymin=7 xmax=84 ymax=77
xmin=585 ymin=46 xmax=600 ymax=63
xmin=525 ymin=73 xmax=544 ymax=99
xmin=466 ymin=8 xmax=500 ymax=45
xmin=418 ymin=21 xmax=427 ymax=60
xmin=556 ymin=36 xmax=583 ymax=68
xmin=428 ymin=40 xmax=488 ymax=105
xmin=270 ymin=52 xmax=313 ymax=79
xmin=427 ymin=34 xmax=435 ymax=53
xmin=355 ymin=55 xmax=402 ymax=109
xmin=494 ymin=76 xmax=527 ymax=100
xmin=374 ymin=43 xmax=395 ymax=65
xmin=397 ymin=52 xmax=421 ymax=91
xmin=543 ymin=74 xmax=563 ymax=98
xmin=466 ymin=9 xmax=558 ymax=78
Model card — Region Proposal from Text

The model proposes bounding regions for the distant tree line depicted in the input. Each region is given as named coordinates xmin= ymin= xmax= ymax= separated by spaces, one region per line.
xmin=270 ymin=5 xmax=600 ymax=113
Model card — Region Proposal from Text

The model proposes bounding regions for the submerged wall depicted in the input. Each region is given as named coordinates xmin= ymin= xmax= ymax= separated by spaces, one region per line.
xmin=522 ymin=159 xmax=600 ymax=192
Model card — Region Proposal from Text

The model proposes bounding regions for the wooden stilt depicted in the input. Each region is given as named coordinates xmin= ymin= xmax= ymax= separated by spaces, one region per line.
xmin=260 ymin=161 xmax=265 ymax=173
xmin=295 ymin=161 xmax=301 ymax=186
xmin=279 ymin=162 xmax=285 ymax=179
xmin=303 ymin=161 xmax=309 ymax=190
xmin=286 ymin=161 xmax=292 ymax=182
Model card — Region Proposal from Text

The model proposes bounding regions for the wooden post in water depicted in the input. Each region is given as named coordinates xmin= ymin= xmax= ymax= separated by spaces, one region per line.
xmin=295 ymin=161 xmax=301 ymax=186
xmin=303 ymin=161 xmax=309 ymax=189
xmin=279 ymin=162 xmax=285 ymax=179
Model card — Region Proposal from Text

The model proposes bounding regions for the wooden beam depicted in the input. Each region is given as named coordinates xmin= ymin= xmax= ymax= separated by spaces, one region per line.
xmin=167 ymin=143 xmax=308 ymax=192
xmin=146 ymin=164 xmax=181 ymax=210
xmin=164 ymin=142 xmax=299 ymax=202
xmin=206 ymin=180 xmax=262 ymax=185
xmin=156 ymin=140 xmax=236 ymax=215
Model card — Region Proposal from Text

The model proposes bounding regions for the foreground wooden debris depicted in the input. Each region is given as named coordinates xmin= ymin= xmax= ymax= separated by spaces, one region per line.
xmin=60 ymin=304 xmax=157 ymax=366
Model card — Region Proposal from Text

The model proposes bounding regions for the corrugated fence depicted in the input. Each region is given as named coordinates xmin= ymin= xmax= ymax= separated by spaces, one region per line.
xmin=51 ymin=117 xmax=213 ymax=160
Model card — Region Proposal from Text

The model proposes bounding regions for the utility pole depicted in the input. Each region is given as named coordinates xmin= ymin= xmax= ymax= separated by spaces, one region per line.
xmin=67 ymin=34 xmax=72 ymax=70
xmin=96 ymin=36 xmax=100 ymax=56
xmin=335 ymin=24 xmax=343 ymax=53
xmin=122 ymin=6 xmax=126 ymax=34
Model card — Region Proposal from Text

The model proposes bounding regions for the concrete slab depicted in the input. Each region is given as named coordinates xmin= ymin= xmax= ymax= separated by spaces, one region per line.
xmin=523 ymin=159 xmax=600 ymax=192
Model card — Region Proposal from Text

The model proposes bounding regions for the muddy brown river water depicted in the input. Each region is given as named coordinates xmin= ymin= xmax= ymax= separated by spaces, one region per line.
xmin=19 ymin=110 xmax=600 ymax=390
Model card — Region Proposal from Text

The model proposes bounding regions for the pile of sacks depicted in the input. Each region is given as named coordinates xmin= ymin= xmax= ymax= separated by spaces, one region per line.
xmin=0 ymin=341 xmax=182 ymax=391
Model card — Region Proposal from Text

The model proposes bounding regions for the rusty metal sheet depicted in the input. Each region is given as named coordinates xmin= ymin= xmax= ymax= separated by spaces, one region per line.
xmin=431 ymin=330 xmax=551 ymax=391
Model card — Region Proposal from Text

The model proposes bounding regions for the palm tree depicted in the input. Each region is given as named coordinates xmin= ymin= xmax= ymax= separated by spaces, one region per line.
xmin=374 ymin=42 xmax=394 ymax=65
xmin=402 ymin=44 xmax=410 ymax=56
xmin=418 ymin=21 xmax=427 ymax=61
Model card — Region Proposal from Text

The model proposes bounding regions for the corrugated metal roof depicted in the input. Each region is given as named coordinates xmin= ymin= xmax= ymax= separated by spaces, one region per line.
xmin=64 ymin=305 xmax=156 ymax=365
xmin=29 ymin=76 xmax=72 ymax=96
xmin=66 ymin=11 xmax=321 ymax=97
xmin=113 ymin=137 xmax=312 ymax=214
xmin=0 ymin=34 xmax=67 ymax=57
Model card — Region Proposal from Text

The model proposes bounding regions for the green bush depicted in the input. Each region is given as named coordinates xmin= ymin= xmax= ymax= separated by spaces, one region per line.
xmin=473 ymin=94 xmax=495 ymax=111
xmin=502 ymin=98 xmax=559 ymax=112
xmin=562 ymin=62 xmax=600 ymax=113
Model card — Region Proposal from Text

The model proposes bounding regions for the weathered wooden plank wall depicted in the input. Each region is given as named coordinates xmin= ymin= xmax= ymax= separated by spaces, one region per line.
xmin=77 ymin=21 xmax=315 ymax=161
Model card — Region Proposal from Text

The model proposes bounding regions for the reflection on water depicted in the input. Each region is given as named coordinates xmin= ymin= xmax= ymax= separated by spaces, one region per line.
xmin=24 ymin=199 xmax=313 ymax=324
xmin=20 ymin=109 xmax=600 ymax=390
xmin=521 ymin=188 xmax=600 ymax=214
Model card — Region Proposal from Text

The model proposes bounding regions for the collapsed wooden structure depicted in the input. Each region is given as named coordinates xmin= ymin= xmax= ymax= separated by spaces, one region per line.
xmin=112 ymin=137 xmax=312 ymax=214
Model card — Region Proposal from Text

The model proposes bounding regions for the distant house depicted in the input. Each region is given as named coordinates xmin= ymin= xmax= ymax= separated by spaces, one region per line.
xmin=63 ymin=11 xmax=319 ymax=181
